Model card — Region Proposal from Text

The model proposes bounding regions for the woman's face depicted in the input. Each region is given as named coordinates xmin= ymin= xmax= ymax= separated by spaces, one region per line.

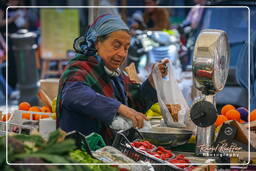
xmin=96 ymin=30 xmax=131 ymax=70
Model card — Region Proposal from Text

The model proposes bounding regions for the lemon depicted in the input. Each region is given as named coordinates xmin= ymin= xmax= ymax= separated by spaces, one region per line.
xmin=51 ymin=113 xmax=56 ymax=120
xmin=150 ymin=103 xmax=161 ymax=114
xmin=51 ymin=97 xmax=57 ymax=114
xmin=145 ymin=109 xmax=161 ymax=117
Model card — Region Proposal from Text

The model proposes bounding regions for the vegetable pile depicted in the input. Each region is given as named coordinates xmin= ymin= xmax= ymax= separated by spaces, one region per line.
xmin=130 ymin=140 xmax=192 ymax=169
xmin=70 ymin=149 xmax=118 ymax=171
xmin=168 ymin=154 xmax=191 ymax=169
xmin=0 ymin=129 xmax=116 ymax=171
xmin=131 ymin=140 xmax=174 ymax=160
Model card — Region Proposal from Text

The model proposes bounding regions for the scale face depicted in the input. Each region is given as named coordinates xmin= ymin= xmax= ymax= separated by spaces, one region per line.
xmin=191 ymin=29 xmax=230 ymax=127
xmin=192 ymin=29 xmax=230 ymax=95
xmin=213 ymin=34 xmax=230 ymax=91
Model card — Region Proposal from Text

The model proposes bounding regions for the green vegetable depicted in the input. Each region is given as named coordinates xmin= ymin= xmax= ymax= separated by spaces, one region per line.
xmin=70 ymin=150 xmax=118 ymax=171
xmin=0 ymin=129 xmax=92 ymax=171
xmin=37 ymin=139 xmax=76 ymax=155
xmin=13 ymin=134 xmax=45 ymax=147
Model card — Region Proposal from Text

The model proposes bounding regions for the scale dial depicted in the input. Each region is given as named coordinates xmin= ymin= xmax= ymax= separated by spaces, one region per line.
xmin=193 ymin=29 xmax=230 ymax=95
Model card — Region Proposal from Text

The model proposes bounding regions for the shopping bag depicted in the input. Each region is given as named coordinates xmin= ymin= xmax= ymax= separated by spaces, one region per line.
xmin=152 ymin=62 xmax=190 ymax=128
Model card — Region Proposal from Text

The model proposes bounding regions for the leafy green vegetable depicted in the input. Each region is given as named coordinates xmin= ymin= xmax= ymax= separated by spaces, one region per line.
xmin=0 ymin=130 xmax=93 ymax=171
xmin=70 ymin=150 xmax=118 ymax=171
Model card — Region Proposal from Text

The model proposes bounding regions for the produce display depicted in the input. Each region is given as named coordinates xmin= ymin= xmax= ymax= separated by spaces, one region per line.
xmin=130 ymin=140 xmax=191 ymax=169
xmin=0 ymin=129 xmax=115 ymax=171
xmin=215 ymin=104 xmax=254 ymax=127
xmin=70 ymin=150 xmax=118 ymax=171
xmin=168 ymin=154 xmax=194 ymax=169
xmin=19 ymin=101 xmax=53 ymax=120
xmin=0 ymin=113 xmax=11 ymax=122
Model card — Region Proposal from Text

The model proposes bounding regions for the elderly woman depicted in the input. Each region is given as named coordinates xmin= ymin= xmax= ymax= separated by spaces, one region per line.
xmin=56 ymin=14 xmax=168 ymax=144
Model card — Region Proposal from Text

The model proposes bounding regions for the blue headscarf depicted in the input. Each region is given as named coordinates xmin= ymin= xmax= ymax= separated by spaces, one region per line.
xmin=73 ymin=14 xmax=129 ymax=55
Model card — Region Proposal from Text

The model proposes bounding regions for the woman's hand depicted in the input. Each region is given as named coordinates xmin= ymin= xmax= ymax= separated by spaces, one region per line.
xmin=117 ymin=104 xmax=148 ymax=128
xmin=148 ymin=58 xmax=170 ymax=88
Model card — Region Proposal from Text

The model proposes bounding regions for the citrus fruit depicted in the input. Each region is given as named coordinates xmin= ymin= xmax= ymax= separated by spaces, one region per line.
xmin=225 ymin=109 xmax=241 ymax=121
xmin=215 ymin=115 xmax=228 ymax=127
xmin=19 ymin=102 xmax=31 ymax=111
xmin=239 ymin=119 xmax=245 ymax=124
xmin=29 ymin=106 xmax=42 ymax=120
xmin=2 ymin=113 xmax=11 ymax=122
xmin=22 ymin=113 xmax=31 ymax=120
xmin=221 ymin=104 xmax=235 ymax=116
xmin=249 ymin=109 xmax=256 ymax=122
xmin=41 ymin=106 xmax=52 ymax=113
xmin=51 ymin=97 xmax=57 ymax=113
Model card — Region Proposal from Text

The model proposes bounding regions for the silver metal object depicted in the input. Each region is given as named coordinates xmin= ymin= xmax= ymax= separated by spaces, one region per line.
xmin=193 ymin=29 xmax=230 ymax=95
xmin=191 ymin=29 xmax=230 ymax=156
xmin=139 ymin=127 xmax=192 ymax=147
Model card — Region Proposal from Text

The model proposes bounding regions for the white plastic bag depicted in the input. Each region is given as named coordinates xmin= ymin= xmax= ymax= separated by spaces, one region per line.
xmin=152 ymin=62 xmax=190 ymax=128
xmin=110 ymin=115 xmax=152 ymax=131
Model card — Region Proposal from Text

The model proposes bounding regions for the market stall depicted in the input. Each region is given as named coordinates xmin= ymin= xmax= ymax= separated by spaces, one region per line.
xmin=1 ymin=28 xmax=255 ymax=171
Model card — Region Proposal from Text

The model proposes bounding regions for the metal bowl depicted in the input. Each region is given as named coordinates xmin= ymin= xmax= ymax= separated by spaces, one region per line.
xmin=139 ymin=127 xmax=192 ymax=147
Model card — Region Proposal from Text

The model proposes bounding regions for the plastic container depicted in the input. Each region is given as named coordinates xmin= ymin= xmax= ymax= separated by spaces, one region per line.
xmin=13 ymin=110 xmax=54 ymax=124
xmin=65 ymin=131 xmax=94 ymax=157
xmin=112 ymin=128 xmax=182 ymax=171
xmin=85 ymin=132 xmax=106 ymax=151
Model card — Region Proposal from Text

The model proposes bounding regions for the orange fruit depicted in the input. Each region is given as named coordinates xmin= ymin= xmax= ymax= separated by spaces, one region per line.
xmin=29 ymin=106 xmax=42 ymax=120
xmin=239 ymin=119 xmax=245 ymax=124
xmin=19 ymin=102 xmax=31 ymax=111
xmin=22 ymin=113 xmax=31 ymax=120
xmin=2 ymin=113 xmax=11 ymax=122
xmin=225 ymin=109 xmax=241 ymax=121
xmin=215 ymin=115 xmax=228 ymax=127
xmin=221 ymin=104 xmax=235 ymax=116
xmin=249 ymin=109 xmax=256 ymax=122
xmin=41 ymin=115 xmax=49 ymax=119
xmin=41 ymin=106 xmax=52 ymax=119
xmin=41 ymin=106 xmax=52 ymax=113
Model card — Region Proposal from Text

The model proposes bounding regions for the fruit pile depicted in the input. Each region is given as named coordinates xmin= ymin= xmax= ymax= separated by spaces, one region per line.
xmin=0 ymin=113 xmax=11 ymax=122
xmin=215 ymin=104 xmax=256 ymax=127
xmin=130 ymin=140 xmax=191 ymax=168
xmin=19 ymin=102 xmax=52 ymax=120
xmin=145 ymin=103 xmax=162 ymax=118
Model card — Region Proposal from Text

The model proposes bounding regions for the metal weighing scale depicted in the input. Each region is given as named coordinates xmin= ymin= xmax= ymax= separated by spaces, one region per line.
xmin=190 ymin=29 xmax=230 ymax=156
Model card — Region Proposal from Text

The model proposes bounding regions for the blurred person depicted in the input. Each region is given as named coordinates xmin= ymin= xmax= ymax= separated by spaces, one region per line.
xmin=56 ymin=14 xmax=169 ymax=144
xmin=143 ymin=0 xmax=171 ymax=31
xmin=182 ymin=0 xmax=206 ymax=29
xmin=129 ymin=10 xmax=147 ymax=33
xmin=0 ymin=33 xmax=13 ymax=98
xmin=0 ymin=0 xmax=28 ymax=90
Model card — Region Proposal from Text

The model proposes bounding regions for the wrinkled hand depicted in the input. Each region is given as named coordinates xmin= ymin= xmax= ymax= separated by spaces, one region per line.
xmin=148 ymin=58 xmax=170 ymax=88
xmin=118 ymin=104 xmax=148 ymax=129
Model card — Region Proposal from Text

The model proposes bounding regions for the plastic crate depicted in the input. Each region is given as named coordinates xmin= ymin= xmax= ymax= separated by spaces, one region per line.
xmin=14 ymin=110 xmax=54 ymax=123
xmin=112 ymin=128 xmax=182 ymax=171
xmin=0 ymin=112 xmax=37 ymax=136
xmin=85 ymin=132 xmax=106 ymax=151
xmin=65 ymin=130 xmax=94 ymax=157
